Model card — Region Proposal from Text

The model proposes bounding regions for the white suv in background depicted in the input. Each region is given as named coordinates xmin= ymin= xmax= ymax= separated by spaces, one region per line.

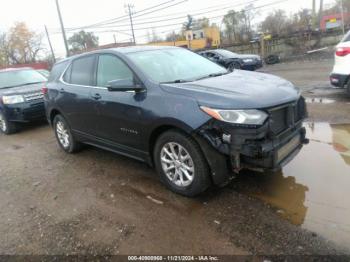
xmin=330 ymin=31 xmax=350 ymax=96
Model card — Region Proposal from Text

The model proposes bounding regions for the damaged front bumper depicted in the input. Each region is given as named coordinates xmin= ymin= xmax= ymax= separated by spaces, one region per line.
xmin=194 ymin=100 xmax=308 ymax=186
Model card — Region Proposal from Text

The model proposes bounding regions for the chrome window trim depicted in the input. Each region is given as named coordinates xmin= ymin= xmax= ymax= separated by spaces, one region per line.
xmin=59 ymin=59 xmax=108 ymax=90
xmin=58 ymin=56 xmax=136 ymax=92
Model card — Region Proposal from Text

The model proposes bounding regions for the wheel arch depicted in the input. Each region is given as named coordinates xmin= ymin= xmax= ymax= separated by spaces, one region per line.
xmin=148 ymin=122 xmax=232 ymax=187
xmin=49 ymin=108 xmax=64 ymax=126
xmin=148 ymin=119 xmax=195 ymax=165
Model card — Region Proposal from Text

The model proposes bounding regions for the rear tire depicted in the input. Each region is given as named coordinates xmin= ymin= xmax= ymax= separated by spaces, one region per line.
xmin=0 ymin=111 xmax=18 ymax=135
xmin=154 ymin=130 xmax=211 ymax=197
xmin=53 ymin=114 xmax=81 ymax=153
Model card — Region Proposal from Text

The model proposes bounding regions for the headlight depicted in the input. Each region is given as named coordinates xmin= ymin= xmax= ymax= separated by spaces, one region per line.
xmin=2 ymin=95 xmax=25 ymax=104
xmin=200 ymin=106 xmax=268 ymax=125
xmin=243 ymin=58 xmax=253 ymax=63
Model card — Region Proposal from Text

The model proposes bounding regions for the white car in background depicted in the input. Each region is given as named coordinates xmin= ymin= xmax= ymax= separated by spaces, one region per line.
xmin=330 ymin=31 xmax=350 ymax=96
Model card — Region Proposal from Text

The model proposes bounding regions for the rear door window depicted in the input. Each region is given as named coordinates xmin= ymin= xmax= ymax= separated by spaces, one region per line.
xmin=96 ymin=54 xmax=133 ymax=87
xmin=67 ymin=55 xmax=96 ymax=86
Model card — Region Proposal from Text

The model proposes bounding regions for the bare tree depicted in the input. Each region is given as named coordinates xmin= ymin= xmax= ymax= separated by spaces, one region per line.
xmin=222 ymin=5 xmax=259 ymax=44
xmin=222 ymin=10 xmax=239 ymax=43
xmin=0 ymin=32 xmax=9 ymax=67
xmin=6 ymin=22 xmax=43 ymax=64
xmin=260 ymin=10 xmax=288 ymax=36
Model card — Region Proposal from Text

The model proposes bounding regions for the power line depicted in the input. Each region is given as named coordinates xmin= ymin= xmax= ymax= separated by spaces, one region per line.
xmin=103 ymin=0 xmax=289 ymax=33
xmin=117 ymin=0 xmax=288 ymax=42
xmin=85 ymin=0 xmax=261 ymax=29
xmin=131 ymin=0 xmax=244 ymax=22
xmin=50 ymin=0 xmax=288 ymax=39
xmin=66 ymin=0 xmax=187 ymax=32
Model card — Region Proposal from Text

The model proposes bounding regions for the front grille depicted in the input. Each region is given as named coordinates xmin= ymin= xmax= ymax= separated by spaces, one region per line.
xmin=23 ymin=102 xmax=45 ymax=119
xmin=268 ymin=97 xmax=306 ymax=135
xmin=269 ymin=106 xmax=288 ymax=134
xmin=23 ymin=92 xmax=43 ymax=102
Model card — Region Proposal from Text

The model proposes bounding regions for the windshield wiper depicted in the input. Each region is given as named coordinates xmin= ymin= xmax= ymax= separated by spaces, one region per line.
xmin=196 ymin=71 xmax=230 ymax=81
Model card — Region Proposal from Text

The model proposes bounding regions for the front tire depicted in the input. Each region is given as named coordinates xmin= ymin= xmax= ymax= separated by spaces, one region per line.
xmin=228 ymin=62 xmax=241 ymax=71
xmin=53 ymin=114 xmax=81 ymax=153
xmin=0 ymin=112 xmax=18 ymax=135
xmin=154 ymin=130 xmax=211 ymax=197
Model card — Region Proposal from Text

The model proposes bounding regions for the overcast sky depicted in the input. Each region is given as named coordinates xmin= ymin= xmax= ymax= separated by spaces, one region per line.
xmin=0 ymin=0 xmax=335 ymax=58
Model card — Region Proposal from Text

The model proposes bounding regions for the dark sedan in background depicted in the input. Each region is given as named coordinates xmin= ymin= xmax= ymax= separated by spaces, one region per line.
xmin=0 ymin=68 xmax=47 ymax=134
xmin=198 ymin=49 xmax=263 ymax=71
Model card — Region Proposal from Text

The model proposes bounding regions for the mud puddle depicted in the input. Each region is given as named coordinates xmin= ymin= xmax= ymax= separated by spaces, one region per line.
xmin=233 ymin=122 xmax=350 ymax=250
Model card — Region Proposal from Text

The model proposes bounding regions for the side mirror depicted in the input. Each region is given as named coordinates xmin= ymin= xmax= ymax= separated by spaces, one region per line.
xmin=107 ymin=78 xmax=144 ymax=92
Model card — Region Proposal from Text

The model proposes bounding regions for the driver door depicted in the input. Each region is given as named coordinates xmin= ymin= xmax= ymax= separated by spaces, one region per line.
xmin=89 ymin=53 xmax=145 ymax=150
xmin=206 ymin=52 xmax=222 ymax=65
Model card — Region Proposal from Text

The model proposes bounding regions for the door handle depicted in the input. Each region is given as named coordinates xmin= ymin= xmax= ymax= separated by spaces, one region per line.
xmin=59 ymin=88 xmax=65 ymax=93
xmin=92 ymin=93 xmax=101 ymax=100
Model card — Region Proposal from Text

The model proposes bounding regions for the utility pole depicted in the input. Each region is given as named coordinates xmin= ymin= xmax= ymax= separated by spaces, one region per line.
xmin=340 ymin=0 xmax=345 ymax=35
xmin=44 ymin=25 xmax=56 ymax=63
xmin=55 ymin=0 xmax=70 ymax=57
xmin=260 ymin=34 xmax=265 ymax=59
xmin=126 ymin=4 xmax=136 ymax=45
xmin=318 ymin=0 xmax=324 ymax=28
xmin=312 ymin=0 xmax=316 ymax=29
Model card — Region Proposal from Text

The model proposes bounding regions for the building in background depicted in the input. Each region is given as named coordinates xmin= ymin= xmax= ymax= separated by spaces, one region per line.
xmin=148 ymin=25 xmax=221 ymax=50
xmin=320 ymin=13 xmax=350 ymax=31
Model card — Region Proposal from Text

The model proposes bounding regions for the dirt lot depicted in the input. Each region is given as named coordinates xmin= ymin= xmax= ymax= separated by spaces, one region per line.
xmin=0 ymin=58 xmax=349 ymax=256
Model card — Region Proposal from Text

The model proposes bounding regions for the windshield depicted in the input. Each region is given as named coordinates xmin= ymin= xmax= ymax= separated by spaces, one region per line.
xmin=214 ymin=49 xmax=238 ymax=58
xmin=126 ymin=48 xmax=227 ymax=83
xmin=0 ymin=69 xmax=47 ymax=89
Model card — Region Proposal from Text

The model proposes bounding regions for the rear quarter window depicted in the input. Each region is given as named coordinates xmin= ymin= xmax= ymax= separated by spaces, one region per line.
xmin=69 ymin=55 xmax=96 ymax=86
xmin=48 ymin=61 xmax=69 ymax=82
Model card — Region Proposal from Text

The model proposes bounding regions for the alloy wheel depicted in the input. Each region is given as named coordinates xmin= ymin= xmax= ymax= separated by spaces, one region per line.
xmin=56 ymin=121 xmax=70 ymax=148
xmin=160 ymin=142 xmax=195 ymax=187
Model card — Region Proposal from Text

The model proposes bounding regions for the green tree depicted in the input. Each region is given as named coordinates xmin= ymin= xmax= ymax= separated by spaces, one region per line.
xmin=182 ymin=15 xmax=194 ymax=31
xmin=68 ymin=30 xmax=99 ymax=53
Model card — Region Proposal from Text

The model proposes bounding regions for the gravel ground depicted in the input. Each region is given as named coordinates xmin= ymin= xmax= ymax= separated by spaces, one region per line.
xmin=0 ymin=58 xmax=349 ymax=256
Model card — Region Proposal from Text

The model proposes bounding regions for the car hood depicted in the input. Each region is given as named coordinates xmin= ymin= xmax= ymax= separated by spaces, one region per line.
xmin=0 ymin=82 xmax=44 ymax=96
xmin=160 ymin=70 xmax=300 ymax=109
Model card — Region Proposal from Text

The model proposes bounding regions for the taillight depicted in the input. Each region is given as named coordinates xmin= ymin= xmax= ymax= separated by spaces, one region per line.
xmin=335 ymin=47 xmax=350 ymax=56
xmin=42 ymin=86 xmax=48 ymax=95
